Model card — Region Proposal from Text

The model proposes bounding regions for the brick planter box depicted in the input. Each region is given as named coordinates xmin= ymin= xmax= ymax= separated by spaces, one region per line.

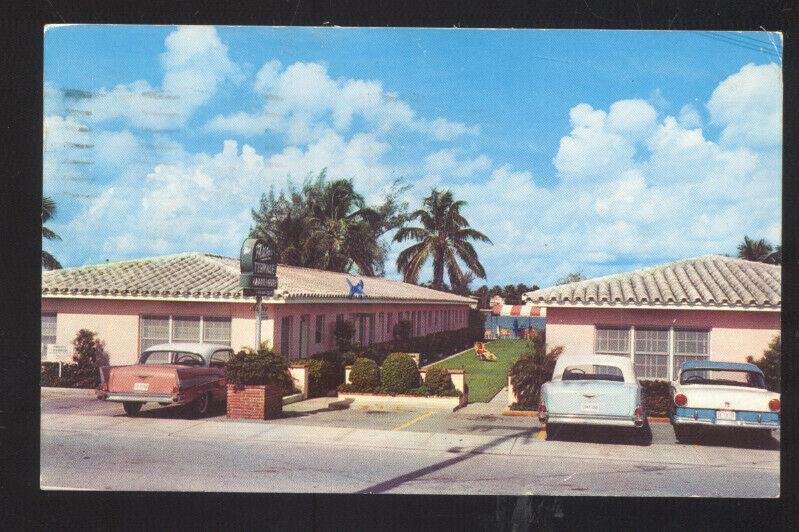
xmin=226 ymin=384 xmax=283 ymax=420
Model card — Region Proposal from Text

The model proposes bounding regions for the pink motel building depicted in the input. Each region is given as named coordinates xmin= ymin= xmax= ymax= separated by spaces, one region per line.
xmin=41 ymin=252 xmax=476 ymax=365
xmin=523 ymin=255 xmax=781 ymax=380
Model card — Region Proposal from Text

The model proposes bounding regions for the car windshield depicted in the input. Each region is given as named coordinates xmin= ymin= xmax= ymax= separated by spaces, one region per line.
xmin=562 ymin=364 xmax=625 ymax=382
xmin=680 ymin=368 xmax=765 ymax=388
xmin=140 ymin=350 xmax=204 ymax=367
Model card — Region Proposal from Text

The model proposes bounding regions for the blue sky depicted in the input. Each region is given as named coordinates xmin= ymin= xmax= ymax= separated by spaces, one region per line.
xmin=43 ymin=26 xmax=782 ymax=286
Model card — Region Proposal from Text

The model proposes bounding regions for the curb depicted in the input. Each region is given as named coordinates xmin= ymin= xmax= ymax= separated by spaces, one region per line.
xmin=501 ymin=410 xmax=672 ymax=423
xmin=41 ymin=386 xmax=96 ymax=396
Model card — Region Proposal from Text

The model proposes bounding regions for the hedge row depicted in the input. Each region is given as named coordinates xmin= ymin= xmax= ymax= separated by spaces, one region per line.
xmin=338 ymin=352 xmax=460 ymax=397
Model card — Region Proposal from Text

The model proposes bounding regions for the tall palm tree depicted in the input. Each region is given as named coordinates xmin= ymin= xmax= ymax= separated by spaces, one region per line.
xmin=394 ymin=189 xmax=492 ymax=290
xmin=737 ymin=236 xmax=774 ymax=263
xmin=303 ymin=178 xmax=384 ymax=275
xmin=42 ymin=196 xmax=62 ymax=270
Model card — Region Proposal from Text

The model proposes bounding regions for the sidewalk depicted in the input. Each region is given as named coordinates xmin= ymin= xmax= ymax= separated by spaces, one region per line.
xmin=455 ymin=386 xmax=510 ymax=416
xmin=40 ymin=412 xmax=779 ymax=470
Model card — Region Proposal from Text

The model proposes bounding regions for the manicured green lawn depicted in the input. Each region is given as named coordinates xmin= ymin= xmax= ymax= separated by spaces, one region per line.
xmin=430 ymin=339 xmax=529 ymax=403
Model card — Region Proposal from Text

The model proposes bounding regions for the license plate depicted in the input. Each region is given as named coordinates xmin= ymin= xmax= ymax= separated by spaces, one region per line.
xmin=133 ymin=382 xmax=149 ymax=392
xmin=716 ymin=410 xmax=735 ymax=421
xmin=580 ymin=402 xmax=599 ymax=413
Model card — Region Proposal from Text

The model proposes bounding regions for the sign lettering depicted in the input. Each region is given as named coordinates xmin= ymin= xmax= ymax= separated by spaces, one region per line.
xmin=240 ymin=237 xmax=278 ymax=297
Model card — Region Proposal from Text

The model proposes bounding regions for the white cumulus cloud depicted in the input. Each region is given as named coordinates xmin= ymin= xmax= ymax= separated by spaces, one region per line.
xmin=206 ymin=60 xmax=478 ymax=144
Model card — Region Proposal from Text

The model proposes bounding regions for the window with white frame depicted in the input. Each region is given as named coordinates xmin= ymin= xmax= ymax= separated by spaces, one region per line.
xmin=594 ymin=325 xmax=710 ymax=380
xmin=172 ymin=316 xmax=201 ymax=342
xmin=634 ymin=329 xmax=669 ymax=379
xmin=140 ymin=315 xmax=231 ymax=352
xmin=595 ymin=327 xmax=630 ymax=355
xmin=141 ymin=316 xmax=171 ymax=351
xmin=203 ymin=317 xmax=231 ymax=345
xmin=673 ymin=330 xmax=709 ymax=380
xmin=386 ymin=312 xmax=393 ymax=335
xmin=41 ymin=313 xmax=57 ymax=359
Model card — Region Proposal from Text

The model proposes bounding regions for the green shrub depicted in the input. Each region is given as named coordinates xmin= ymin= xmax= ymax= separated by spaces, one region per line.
xmin=340 ymin=351 xmax=358 ymax=366
xmin=40 ymin=330 xmax=109 ymax=388
xmin=640 ymin=379 xmax=671 ymax=417
xmin=41 ymin=361 xmax=78 ymax=387
xmin=332 ymin=319 xmax=356 ymax=352
xmin=747 ymin=335 xmax=780 ymax=392
xmin=350 ymin=357 xmax=381 ymax=390
xmin=423 ymin=365 xmax=455 ymax=395
xmin=70 ymin=329 xmax=109 ymax=388
xmin=509 ymin=340 xmax=562 ymax=410
xmin=380 ymin=352 xmax=420 ymax=394
xmin=296 ymin=358 xmax=326 ymax=397
xmin=226 ymin=348 xmax=293 ymax=388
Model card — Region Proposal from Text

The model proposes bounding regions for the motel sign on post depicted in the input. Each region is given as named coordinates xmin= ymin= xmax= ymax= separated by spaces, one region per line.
xmin=239 ymin=238 xmax=278 ymax=297
xmin=240 ymin=238 xmax=279 ymax=349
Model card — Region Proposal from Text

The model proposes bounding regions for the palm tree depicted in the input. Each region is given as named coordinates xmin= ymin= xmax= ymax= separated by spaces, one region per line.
xmin=42 ymin=196 xmax=62 ymax=270
xmin=737 ymin=236 xmax=774 ymax=263
xmin=303 ymin=177 xmax=385 ymax=275
xmin=250 ymin=172 xmax=401 ymax=275
xmin=394 ymin=189 xmax=492 ymax=290
xmin=766 ymin=244 xmax=782 ymax=265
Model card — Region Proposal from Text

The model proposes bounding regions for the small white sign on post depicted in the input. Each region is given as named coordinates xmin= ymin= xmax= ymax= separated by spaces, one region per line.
xmin=46 ymin=344 xmax=73 ymax=379
xmin=46 ymin=344 xmax=72 ymax=362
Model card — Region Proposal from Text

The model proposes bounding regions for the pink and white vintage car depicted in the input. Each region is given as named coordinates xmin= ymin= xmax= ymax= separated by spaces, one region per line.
xmin=97 ymin=343 xmax=232 ymax=417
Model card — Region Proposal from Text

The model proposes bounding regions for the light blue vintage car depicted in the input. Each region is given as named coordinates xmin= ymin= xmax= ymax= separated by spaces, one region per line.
xmin=538 ymin=353 xmax=646 ymax=440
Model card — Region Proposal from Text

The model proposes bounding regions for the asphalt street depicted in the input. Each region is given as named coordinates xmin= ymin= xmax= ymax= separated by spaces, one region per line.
xmin=40 ymin=389 xmax=780 ymax=496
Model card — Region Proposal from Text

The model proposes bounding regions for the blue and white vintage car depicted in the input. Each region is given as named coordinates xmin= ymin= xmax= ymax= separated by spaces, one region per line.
xmin=538 ymin=354 xmax=646 ymax=440
xmin=670 ymin=360 xmax=780 ymax=442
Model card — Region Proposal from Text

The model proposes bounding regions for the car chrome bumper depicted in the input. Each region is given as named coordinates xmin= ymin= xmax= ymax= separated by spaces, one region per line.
xmin=672 ymin=416 xmax=779 ymax=430
xmin=99 ymin=392 xmax=182 ymax=403
xmin=545 ymin=414 xmax=641 ymax=428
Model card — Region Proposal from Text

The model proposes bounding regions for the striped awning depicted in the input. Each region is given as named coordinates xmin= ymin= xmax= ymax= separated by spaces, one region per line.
xmin=491 ymin=304 xmax=546 ymax=317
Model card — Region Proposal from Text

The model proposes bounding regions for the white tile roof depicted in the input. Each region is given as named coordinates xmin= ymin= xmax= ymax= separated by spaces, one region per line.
xmin=523 ymin=255 xmax=780 ymax=309
xmin=41 ymin=252 xmax=475 ymax=304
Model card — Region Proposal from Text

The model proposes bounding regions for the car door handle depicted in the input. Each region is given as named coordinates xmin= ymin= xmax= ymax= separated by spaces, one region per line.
xmin=582 ymin=393 xmax=597 ymax=398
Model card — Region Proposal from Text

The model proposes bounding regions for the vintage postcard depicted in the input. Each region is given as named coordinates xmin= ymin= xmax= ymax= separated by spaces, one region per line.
xmin=41 ymin=26 xmax=781 ymax=496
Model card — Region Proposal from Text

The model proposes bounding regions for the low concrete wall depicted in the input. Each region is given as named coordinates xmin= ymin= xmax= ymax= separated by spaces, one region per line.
xmin=338 ymin=391 xmax=467 ymax=411
xmin=419 ymin=368 xmax=465 ymax=395
xmin=507 ymin=374 xmax=519 ymax=407
xmin=288 ymin=364 xmax=309 ymax=400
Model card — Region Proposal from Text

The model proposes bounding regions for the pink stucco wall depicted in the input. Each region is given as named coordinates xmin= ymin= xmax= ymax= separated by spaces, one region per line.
xmin=545 ymin=306 xmax=780 ymax=364
xmin=41 ymin=297 xmax=470 ymax=364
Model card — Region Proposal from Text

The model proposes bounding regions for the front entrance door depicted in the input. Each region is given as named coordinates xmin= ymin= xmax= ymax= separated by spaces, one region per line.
xmin=299 ymin=314 xmax=310 ymax=359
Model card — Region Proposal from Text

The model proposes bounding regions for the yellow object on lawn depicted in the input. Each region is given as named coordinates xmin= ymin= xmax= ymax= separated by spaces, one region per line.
xmin=474 ymin=342 xmax=498 ymax=362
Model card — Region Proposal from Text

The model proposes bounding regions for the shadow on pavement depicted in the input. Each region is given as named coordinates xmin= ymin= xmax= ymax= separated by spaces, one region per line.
xmin=547 ymin=424 xmax=652 ymax=446
xmin=279 ymin=399 xmax=354 ymax=418
xmin=356 ymin=429 xmax=530 ymax=494
xmin=675 ymin=428 xmax=780 ymax=450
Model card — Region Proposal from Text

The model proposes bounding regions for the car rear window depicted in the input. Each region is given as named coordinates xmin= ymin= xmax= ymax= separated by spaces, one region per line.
xmin=680 ymin=369 xmax=765 ymax=388
xmin=562 ymin=364 xmax=625 ymax=382
xmin=140 ymin=350 xmax=204 ymax=366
